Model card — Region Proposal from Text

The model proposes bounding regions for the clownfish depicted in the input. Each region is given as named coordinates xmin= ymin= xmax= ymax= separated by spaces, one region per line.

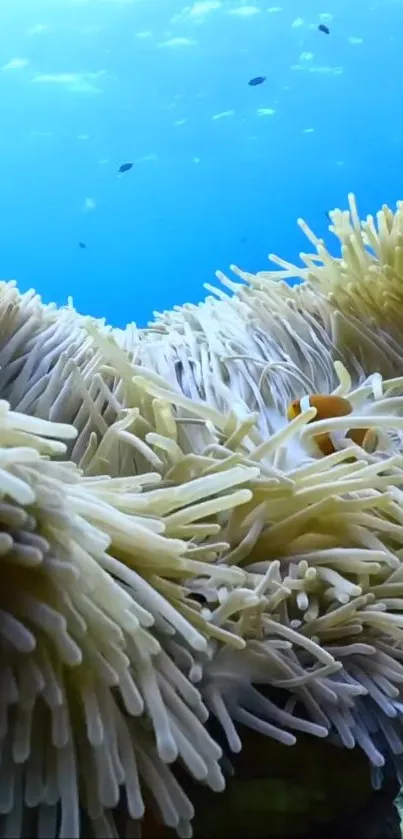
xmin=287 ymin=394 xmax=369 ymax=456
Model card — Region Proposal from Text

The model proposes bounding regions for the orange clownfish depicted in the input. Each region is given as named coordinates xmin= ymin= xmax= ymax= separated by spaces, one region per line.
xmin=287 ymin=393 xmax=369 ymax=456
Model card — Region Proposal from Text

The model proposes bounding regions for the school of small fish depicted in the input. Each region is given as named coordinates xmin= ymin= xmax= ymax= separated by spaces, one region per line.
xmin=79 ymin=23 xmax=329 ymax=251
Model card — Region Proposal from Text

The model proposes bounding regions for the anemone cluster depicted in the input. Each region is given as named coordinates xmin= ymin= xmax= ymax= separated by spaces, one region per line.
xmin=2 ymin=195 xmax=403 ymax=838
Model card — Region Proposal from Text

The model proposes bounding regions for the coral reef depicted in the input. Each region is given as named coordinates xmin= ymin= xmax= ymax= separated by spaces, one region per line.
xmin=1 ymin=195 xmax=403 ymax=837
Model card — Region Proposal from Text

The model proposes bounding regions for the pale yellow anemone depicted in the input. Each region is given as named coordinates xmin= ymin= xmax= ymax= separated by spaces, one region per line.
xmin=1 ymin=196 xmax=403 ymax=838
xmin=225 ymin=193 xmax=403 ymax=379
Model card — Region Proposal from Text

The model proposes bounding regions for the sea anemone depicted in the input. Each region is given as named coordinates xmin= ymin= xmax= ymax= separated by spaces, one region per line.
xmin=2 ymin=195 xmax=403 ymax=838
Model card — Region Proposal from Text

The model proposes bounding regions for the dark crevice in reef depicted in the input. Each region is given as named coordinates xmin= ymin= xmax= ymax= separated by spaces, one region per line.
xmin=302 ymin=770 xmax=401 ymax=839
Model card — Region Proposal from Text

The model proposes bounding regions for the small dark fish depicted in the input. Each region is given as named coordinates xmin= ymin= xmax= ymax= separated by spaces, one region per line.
xmin=318 ymin=23 xmax=330 ymax=34
xmin=248 ymin=76 xmax=266 ymax=87
xmin=79 ymin=242 xmax=87 ymax=249
xmin=325 ymin=211 xmax=331 ymax=223
xmin=118 ymin=162 xmax=133 ymax=173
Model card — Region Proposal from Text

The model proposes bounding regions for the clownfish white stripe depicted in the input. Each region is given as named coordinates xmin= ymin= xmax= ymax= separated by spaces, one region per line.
xmin=300 ymin=395 xmax=312 ymax=413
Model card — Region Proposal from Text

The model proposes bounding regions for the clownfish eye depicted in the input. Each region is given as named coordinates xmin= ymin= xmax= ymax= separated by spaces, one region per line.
xmin=287 ymin=400 xmax=301 ymax=421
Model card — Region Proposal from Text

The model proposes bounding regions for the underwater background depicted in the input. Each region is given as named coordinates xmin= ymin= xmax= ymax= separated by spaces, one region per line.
xmin=0 ymin=0 xmax=399 ymax=327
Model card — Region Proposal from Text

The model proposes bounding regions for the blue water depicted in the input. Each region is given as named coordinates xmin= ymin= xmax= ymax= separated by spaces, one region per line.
xmin=0 ymin=0 xmax=400 ymax=327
